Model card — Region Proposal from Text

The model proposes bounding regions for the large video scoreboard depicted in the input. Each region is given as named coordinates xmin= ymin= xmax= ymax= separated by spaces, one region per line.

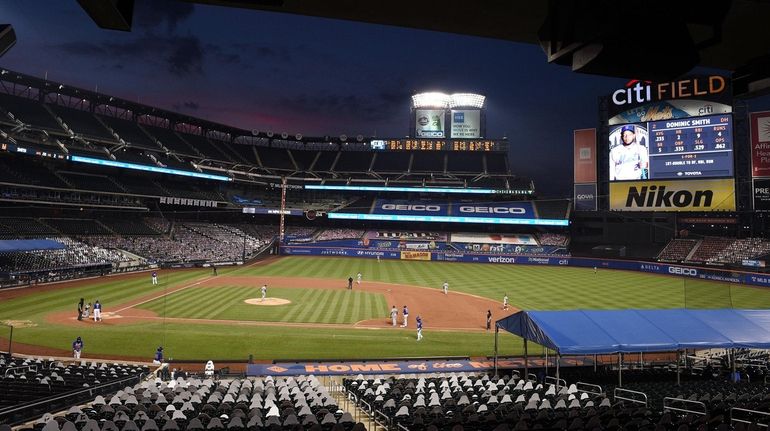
xmin=609 ymin=113 xmax=733 ymax=181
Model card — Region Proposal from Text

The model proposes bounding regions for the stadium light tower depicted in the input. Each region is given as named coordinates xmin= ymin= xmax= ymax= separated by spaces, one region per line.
xmin=410 ymin=92 xmax=487 ymax=139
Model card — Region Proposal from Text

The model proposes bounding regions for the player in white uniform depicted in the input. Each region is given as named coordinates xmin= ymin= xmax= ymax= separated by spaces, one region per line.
xmin=390 ymin=306 xmax=398 ymax=327
xmin=402 ymin=305 xmax=409 ymax=327
xmin=610 ymin=125 xmax=649 ymax=181
xmin=357 ymin=272 xmax=362 ymax=285
xmin=261 ymin=285 xmax=267 ymax=301
xmin=442 ymin=281 xmax=448 ymax=295
xmin=503 ymin=294 xmax=509 ymax=310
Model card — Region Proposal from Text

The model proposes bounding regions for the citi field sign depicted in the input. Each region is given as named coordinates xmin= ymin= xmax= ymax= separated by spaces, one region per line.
xmin=611 ymin=76 xmax=728 ymax=107
xmin=609 ymin=179 xmax=735 ymax=212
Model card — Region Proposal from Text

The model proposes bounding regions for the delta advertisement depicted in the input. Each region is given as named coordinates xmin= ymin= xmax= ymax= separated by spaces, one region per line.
xmin=415 ymin=109 xmax=445 ymax=138
xmin=750 ymin=111 xmax=770 ymax=178
xmin=450 ymin=110 xmax=481 ymax=138
xmin=609 ymin=179 xmax=736 ymax=212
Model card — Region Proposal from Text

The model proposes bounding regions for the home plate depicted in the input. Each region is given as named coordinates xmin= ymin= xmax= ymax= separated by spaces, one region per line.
xmin=245 ymin=298 xmax=291 ymax=306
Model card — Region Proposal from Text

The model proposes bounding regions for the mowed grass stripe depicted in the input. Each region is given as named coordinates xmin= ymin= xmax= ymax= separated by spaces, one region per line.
xmin=305 ymin=289 xmax=335 ymax=322
xmin=159 ymin=285 xmax=212 ymax=317
xmin=278 ymin=289 xmax=313 ymax=323
xmin=204 ymin=287 xmax=246 ymax=319
xmin=335 ymin=291 xmax=353 ymax=324
xmin=321 ymin=288 xmax=345 ymax=323
xmin=347 ymin=290 xmax=362 ymax=324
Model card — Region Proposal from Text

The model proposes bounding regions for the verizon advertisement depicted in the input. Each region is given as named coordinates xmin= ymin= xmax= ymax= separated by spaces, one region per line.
xmin=450 ymin=110 xmax=481 ymax=138
xmin=751 ymin=111 xmax=770 ymax=178
xmin=415 ymin=109 xmax=445 ymax=138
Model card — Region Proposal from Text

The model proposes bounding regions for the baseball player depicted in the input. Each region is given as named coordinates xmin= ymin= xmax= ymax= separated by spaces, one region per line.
xmin=503 ymin=294 xmax=509 ymax=310
xmin=594 ymin=266 xmax=598 ymax=274
xmin=83 ymin=302 xmax=91 ymax=319
xmin=93 ymin=300 xmax=102 ymax=322
xmin=77 ymin=298 xmax=84 ymax=321
xmin=442 ymin=281 xmax=448 ymax=295
xmin=153 ymin=346 xmax=164 ymax=365
xmin=402 ymin=305 xmax=409 ymax=327
xmin=261 ymin=284 xmax=267 ymax=301
xmin=610 ymin=124 xmax=649 ymax=181
xmin=486 ymin=310 xmax=492 ymax=331
xmin=151 ymin=271 xmax=158 ymax=285
xmin=357 ymin=272 xmax=362 ymax=285
xmin=347 ymin=276 xmax=353 ymax=290
xmin=390 ymin=305 xmax=398 ymax=327
xmin=72 ymin=336 xmax=84 ymax=359
xmin=416 ymin=316 xmax=423 ymax=341
xmin=377 ymin=255 xmax=381 ymax=263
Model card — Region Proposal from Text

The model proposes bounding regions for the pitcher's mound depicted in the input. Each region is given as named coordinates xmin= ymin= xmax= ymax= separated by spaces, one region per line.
xmin=245 ymin=298 xmax=291 ymax=306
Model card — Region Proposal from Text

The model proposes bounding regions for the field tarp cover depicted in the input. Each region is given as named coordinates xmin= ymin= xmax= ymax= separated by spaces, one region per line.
xmin=497 ymin=309 xmax=770 ymax=354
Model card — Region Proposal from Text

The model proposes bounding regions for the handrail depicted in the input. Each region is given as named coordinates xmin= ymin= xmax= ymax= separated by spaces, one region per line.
xmin=397 ymin=424 xmax=410 ymax=431
xmin=545 ymin=376 xmax=567 ymax=388
xmin=576 ymin=382 xmax=603 ymax=396
xmin=360 ymin=399 xmax=373 ymax=415
xmin=374 ymin=409 xmax=391 ymax=431
xmin=663 ymin=397 xmax=707 ymax=416
xmin=732 ymin=407 xmax=770 ymax=428
xmin=613 ymin=388 xmax=648 ymax=407
xmin=0 ymin=373 xmax=143 ymax=425
xmin=4 ymin=364 xmax=37 ymax=377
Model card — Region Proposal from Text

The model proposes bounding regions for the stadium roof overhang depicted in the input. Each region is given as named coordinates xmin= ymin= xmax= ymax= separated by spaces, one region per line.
xmin=171 ymin=0 xmax=770 ymax=90
xmin=497 ymin=309 xmax=770 ymax=355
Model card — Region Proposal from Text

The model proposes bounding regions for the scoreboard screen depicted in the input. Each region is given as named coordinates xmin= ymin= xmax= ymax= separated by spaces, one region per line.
xmin=609 ymin=114 xmax=733 ymax=181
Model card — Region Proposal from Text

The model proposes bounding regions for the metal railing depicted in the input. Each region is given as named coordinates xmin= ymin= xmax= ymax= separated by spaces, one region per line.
xmin=576 ymin=381 xmax=603 ymax=396
xmin=732 ymin=407 xmax=770 ymax=428
xmin=3 ymin=364 xmax=37 ymax=377
xmin=613 ymin=387 xmax=648 ymax=407
xmin=374 ymin=409 xmax=391 ymax=431
xmin=545 ymin=376 xmax=567 ymax=388
xmin=663 ymin=397 xmax=707 ymax=416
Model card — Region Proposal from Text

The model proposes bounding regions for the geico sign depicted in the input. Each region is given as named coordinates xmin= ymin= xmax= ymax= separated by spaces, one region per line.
xmin=668 ymin=267 xmax=697 ymax=276
xmin=381 ymin=204 xmax=441 ymax=212
xmin=611 ymin=76 xmax=727 ymax=106
xmin=459 ymin=206 xmax=526 ymax=214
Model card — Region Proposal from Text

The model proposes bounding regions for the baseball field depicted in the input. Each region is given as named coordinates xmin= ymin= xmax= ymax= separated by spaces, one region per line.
xmin=2 ymin=256 xmax=770 ymax=362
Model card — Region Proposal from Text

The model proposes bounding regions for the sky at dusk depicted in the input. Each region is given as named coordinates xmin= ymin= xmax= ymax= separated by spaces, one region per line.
xmin=2 ymin=1 xmax=769 ymax=197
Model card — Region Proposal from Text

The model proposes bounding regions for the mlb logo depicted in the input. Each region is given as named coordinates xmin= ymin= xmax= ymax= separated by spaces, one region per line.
xmin=579 ymin=148 xmax=591 ymax=160
xmin=454 ymin=112 xmax=465 ymax=123
xmin=757 ymin=116 xmax=770 ymax=142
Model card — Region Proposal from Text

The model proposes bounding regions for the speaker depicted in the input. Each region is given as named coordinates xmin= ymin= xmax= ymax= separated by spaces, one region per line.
xmin=0 ymin=25 xmax=16 ymax=58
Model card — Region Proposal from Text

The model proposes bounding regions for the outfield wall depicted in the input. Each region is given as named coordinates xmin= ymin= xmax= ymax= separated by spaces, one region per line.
xmin=280 ymin=246 xmax=770 ymax=288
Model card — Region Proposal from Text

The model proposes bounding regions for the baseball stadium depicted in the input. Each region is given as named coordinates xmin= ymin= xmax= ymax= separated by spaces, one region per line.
xmin=3 ymin=1 xmax=770 ymax=430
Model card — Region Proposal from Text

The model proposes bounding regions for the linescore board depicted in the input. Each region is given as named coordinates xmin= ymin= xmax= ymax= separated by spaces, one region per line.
xmin=649 ymin=114 xmax=733 ymax=179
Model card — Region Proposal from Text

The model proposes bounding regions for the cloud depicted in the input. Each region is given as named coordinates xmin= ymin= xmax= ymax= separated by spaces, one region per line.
xmin=133 ymin=0 xmax=195 ymax=33
xmin=55 ymin=34 xmax=204 ymax=77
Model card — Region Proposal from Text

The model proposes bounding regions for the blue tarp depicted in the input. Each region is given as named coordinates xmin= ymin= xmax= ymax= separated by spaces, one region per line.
xmin=0 ymin=239 xmax=66 ymax=252
xmin=497 ymin=309 xmax=770 ymax=354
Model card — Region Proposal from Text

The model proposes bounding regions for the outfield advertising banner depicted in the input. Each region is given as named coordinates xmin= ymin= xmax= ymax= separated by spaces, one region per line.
xmin=754 ymin=178 xmax=770 ymax=211
xmin=452 ymin=233 xmax=537 ymax=245
xmin=609 ymin=179 xmax=735 ymax=211
xmin=450 ymin=110 xmax=481 ymax=138
xmin=400 ymin=251 xmax=431 ymax=261
xmin=415 ymin=109 xmax=445 ymax=138
xmin=279 ymin=246 xmax=770 ymax=288
xmin=751 ymin=111 xmax=770 ymax=178
xmin=574 ymin=129 xmax=597 ymax=183
xmin=574 ymin=183 xmax=598 ymax=211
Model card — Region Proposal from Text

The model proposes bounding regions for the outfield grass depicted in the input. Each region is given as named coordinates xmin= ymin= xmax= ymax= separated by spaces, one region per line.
xmin=1 ymin=257 xmax=769 ymax=360
xmin=139 ymin=286 xmax=389 ymax=324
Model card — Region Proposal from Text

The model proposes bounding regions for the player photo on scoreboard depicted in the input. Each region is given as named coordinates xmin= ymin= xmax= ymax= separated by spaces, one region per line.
xmin=609 ymin=123 xmax=650 ymax=181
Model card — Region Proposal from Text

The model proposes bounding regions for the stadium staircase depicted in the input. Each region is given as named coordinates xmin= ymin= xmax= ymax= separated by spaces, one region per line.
xmin=685 ymin=240 xmax=702 ymax=261
xmin=326 ymin=376 xmax=382 ymax=431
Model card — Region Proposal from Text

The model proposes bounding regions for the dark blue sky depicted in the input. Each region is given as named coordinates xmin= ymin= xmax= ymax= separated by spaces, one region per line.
xmin=3 ymin=1 xmax=767 ymax=197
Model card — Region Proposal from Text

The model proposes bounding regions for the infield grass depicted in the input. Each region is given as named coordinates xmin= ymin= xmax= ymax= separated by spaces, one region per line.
xmin=139 ymin=286 xmax=389 ymax=324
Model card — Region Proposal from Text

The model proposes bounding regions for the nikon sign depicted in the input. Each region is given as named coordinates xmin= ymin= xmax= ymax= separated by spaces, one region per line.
xmin=610 ymin=179 xmax=735 ymax=212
